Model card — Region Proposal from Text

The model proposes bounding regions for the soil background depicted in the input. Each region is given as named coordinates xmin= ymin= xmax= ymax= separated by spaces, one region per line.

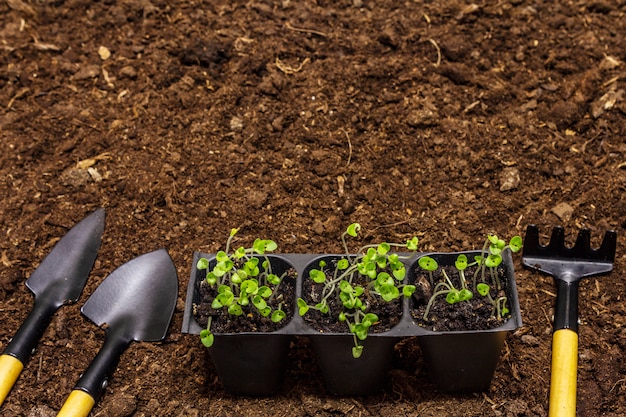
xmin=1 ymin=1 xmax=626 ymax=416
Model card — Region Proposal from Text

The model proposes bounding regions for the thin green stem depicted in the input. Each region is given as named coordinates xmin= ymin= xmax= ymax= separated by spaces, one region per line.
xmin=423 ymin=289 xmax=453 ymax=321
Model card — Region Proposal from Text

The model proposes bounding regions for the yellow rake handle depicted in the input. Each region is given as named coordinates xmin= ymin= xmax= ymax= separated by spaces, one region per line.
xmin=549 ymin=329 xmax=578 ymax=417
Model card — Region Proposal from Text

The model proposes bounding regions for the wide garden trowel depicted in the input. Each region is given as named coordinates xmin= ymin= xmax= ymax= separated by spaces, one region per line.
xmin=56 ymin=249 xmax=178 ymax=417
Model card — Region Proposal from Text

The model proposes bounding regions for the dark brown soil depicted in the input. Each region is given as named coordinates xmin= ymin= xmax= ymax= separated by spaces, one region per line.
xmin=411 ymin=261 xmax=512 ymax=332
xmin=1 ymin=0 xmax=626 ymax=416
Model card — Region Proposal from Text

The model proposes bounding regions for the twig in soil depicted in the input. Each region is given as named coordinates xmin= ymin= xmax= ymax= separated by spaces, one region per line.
xmin=37 ymin=353 xmax=43 ymax=382
xmin=71 ymin=118 xmax=102 ymax=133
xmin=275 ymin=57 xmax=310 ymax=74
xmin=425 ymin=38 xmax=441 ymax=67
xmin=370 ymin=219 xmax=412 ymax=231
xmin=341 ymin=128 xmax=352 ymax=166
xmin=610 ymin=377 xmax=625 ymax=393
xmin=7 ymin=87 xmax=30 ymax=109
xmin=285 ymin=22 xmax=328 ymax=38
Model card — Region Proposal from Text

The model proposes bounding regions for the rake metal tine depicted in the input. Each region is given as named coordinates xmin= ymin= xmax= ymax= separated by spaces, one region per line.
xmin=548 ymin=226 xmax=566 ymax=253
xmin=523 ymin=225 xmax=541 ymax=256
xmin=596 ymin=230 xmax=617 ymax=262
xmin=572 ymin=229 xmax=591 ymax=258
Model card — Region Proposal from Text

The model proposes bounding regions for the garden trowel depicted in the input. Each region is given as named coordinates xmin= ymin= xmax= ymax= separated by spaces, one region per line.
xmin=56 ymin=249 xmax=178 ymax=417
xmin=0 ymin=208 xmax=105 ymax=407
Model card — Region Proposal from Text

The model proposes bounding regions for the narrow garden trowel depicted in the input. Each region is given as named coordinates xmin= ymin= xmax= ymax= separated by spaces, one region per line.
xmin=56 ymin=249 xmax=178 ymax=417
xmin=0 ymin=208 xmax=105 ymax=407
xmin=522 ymin=225 xmax=617 ymax=417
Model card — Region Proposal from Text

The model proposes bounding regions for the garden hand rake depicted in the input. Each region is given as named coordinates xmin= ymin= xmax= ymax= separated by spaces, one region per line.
xmin=522 ymin=225 xmax=617 ymax=417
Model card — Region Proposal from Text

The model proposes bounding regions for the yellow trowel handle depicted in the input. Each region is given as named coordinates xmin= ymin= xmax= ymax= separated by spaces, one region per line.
xmin=57 ymin=390 xmax=96 ymax=417
xmin=549 ymin=326 xmax=579 ymax=417
xmin=0 ymin=354 xmax=24 ymax=406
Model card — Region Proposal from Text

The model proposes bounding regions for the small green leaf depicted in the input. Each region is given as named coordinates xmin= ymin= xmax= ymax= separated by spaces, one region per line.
xmin=215 ymin=251 xmax=230 ymax=262
xmin=211 ymin=298 xmax=223 ymax=309
xmin=229 ymin=228 xmax=238 ymax=237
xmin=267 ymin=274 xmax=280 ymax=285
xmin=240 ymin=279 xmax=258 ymax=295
xmin=213 ymin=260 xmax=233 ymax=277
xmin=339 ymin=280 xmax=354 ymax=293
xmin=228 ymin=303 xmax=243 ymax=316
xmin=205 ymin=272 xmax=217 ymax=286
xmin=259 ymin=306 xmax=271 ymax=317
xmin=235 ymin=269 xmax=248 ymax=281
xmin=455 ymin=254 xmax=468 ymax=271
xmin=234 ymin=247 xmax=246 ymax=259
xmin=485 ymin=254 xmax=502 ymax=268
xmin=253 ymin=294 xmax=267 ymax=310
xmin=365 ymin=261 xmax=377 ymax=279
xmin=264 ymin=240 xmax=278 ymax=252
xmin=309 ymin=269 xmax=326 ymax=284
xmin=352 ymin=345 xmax=364 ymax=359
xmin=446 ymin=289 xmax=460 ymax=304
xmin=406 ymin=236 xmax=419 ymax=251
xmin=403 ymin=285 xmax=416 ymax=297
xmin=392 ymin=265 xmax=406 ymax=281
xmin=338 ymin=312 xmax=347 ymax=321
xmin=258 ymin=285 xmax=272 ymax=298
xmin=216 ymin=292 xmax=234 ymax=307
xmin=231 ymin=272 xmax=242 ymax=284
xmin=337 ymin=259 xmax=349 ymax=270
xmin=354 ymin=324 xmax=369 ymax=340
xmin=377 ymin=242 xmax=390 ymax=255
xmin=346 ymin=223 xmax=361 ymax=237
xmin=196 ymin=258 xmax=209 ymax=270
xmin=477 ymin=283 xmax=490 ymax=296
xmin=297 ymin=298 xmax=309 ymax=316
xmin=509 ymin=235 xmax=523 ymax=252
xmin=271 ymin=309 xmax=286 ymax=323
xmin=378 ymin=284 xmax=399 ymax=302
xmin=418 ymin=256 xmax=438 ymax=272
xmin=200 ymin=330 xmax=214 ymax=348
xmin=340 ymin=292 xmax=355 ymax=308
xmin=459 ymin=288 xmax=473 ymax=301
xmin=364 ymin=313 xmax=378 ymax=324
xmin=375 ymin=272 xmax=393 ymax=287
xmin=217 ymin=284 xmax=232 ymax=294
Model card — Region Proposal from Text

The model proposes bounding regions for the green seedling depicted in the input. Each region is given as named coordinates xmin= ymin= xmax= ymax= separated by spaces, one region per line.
xmin=298 ymin=223 xmax=419 ymax=358
xmin=475 ymin=234 xmax=523 ymax=290
xmin=420 ymin=234 xmax=522 ymax=322
xmin=477 ymin=283 xmax=510 ymax=319
xmin=196 ymin=228 xmax=291 ymax=348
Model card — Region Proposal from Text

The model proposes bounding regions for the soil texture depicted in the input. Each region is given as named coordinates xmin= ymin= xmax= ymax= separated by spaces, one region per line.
xmin=1 ymin=0 xmax=626 ymax=416
xmin=411 ymin=255 xmax=512 ymax=332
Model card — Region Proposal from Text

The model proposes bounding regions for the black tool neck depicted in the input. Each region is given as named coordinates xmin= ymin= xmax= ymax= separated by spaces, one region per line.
xmin=4 ymin=299 xmax=59 ymax=363
xmin=74 ymin=331 xmax=131 ymax=402
xmin=554 ymin=279 xmax=579 ymax=332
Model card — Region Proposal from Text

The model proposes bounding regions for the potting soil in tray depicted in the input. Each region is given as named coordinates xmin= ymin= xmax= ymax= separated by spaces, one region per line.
xmin=411 ymin=263 xmax=512 ymax=332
